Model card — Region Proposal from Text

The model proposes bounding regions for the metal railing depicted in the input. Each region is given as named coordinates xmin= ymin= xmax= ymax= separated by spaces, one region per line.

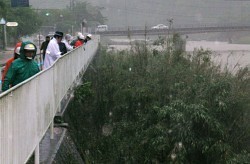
xmin=0 ymin=36 xmax=99 ymax=164
xmin=97 ymin=24 xmax=250 ymax=36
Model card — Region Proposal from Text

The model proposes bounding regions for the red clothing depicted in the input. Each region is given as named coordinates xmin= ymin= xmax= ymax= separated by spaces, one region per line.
xmin=1 ymin=57 xmax=14 ymax=83
xmin=74 ymin=40 xmax=84 ymax=48
xmin=1 ymin=42 xmax=22 ymax=84
xmin=14 ymin=42 xmax=22 ymax=53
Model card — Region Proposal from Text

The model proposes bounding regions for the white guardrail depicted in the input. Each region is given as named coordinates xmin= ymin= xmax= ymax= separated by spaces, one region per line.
xmin=0 ymin=36 xmax=99 ymax=164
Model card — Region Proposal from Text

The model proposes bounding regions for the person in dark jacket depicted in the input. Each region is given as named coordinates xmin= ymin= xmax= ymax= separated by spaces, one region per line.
xmin=59 ymin=42 xmax=67 ymax=55
xmin=84 ymin=34 xmax=92 ymax=44
xmin=2 ymin=41 xmax=40 ymax=91
xmin=40 ymin=36 xmax=50 ymax=60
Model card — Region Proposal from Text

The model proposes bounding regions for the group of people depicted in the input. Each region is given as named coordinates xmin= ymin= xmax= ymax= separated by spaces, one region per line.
xmin=1 ymin=31 xmax=92 ymax=92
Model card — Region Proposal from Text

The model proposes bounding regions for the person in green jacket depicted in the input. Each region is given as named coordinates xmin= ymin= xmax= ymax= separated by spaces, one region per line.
xmin=2 ymin=41 xmax=40 ymax=91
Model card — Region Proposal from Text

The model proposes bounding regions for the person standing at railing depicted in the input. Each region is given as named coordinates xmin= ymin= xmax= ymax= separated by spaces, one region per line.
xmin=40 ymin=36 xmax=50 ymax=61
xmin=74 ymin=34 xmax=85 ymax=48
xmin=62 ymin=34 xmax=74 ymax=51
xmin=43 ymin=31 xmax=63 ymax=69
xmin=84 ymin=33 xmax=92 ymax=44
xmin=59 ymin=41 xmax=67 ymax=55
xmin=70 ymin=32 xmax=82 ymax=47
xmin=2 ymin=42 xmax=40 ymax=91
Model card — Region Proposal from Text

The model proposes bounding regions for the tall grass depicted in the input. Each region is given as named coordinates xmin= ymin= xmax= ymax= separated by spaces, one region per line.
xmin=64 ymin=37 xmax=250 ymax=163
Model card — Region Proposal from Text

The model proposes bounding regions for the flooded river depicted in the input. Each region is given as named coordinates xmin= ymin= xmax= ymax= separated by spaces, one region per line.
xmin=186 ymin=41 xmax=250 ymax=72
xmin=108 ymin=40 xmax=250 ymax=72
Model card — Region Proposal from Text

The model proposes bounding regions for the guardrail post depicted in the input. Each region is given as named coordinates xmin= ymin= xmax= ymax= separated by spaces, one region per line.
xmin=3 ymin=24 xmax=7 ymax=50
xmin=35 ymin=145 xmax=39 ymax=164
xmin=50 ymin=121 xmax=54 ymax=139
xmin=58 ymin=101 xmax=61 ymax=113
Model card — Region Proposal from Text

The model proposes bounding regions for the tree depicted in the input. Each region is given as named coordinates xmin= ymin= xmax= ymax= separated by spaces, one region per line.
xmin=0 ymin=0 xmax=42 ymax=40
xmin=38 ymin=2 xmax=106 ymax=34
xmin=10 ymin=7 xmax=42 ymax=37
xmin=0 ymin=0 xmax=7 ymax=17
xmin=65 ymin=38 xmax=250 ymax=163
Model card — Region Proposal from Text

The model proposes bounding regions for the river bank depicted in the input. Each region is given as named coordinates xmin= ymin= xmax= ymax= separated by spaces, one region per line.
xmin=107 ymin=39 xmax=250 ymax=72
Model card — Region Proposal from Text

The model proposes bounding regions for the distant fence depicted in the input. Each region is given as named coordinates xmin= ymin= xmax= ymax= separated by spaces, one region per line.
xmin=97 ymin=24 xmax=250 ymax=36
xmin=0 ymin=36 xmax=99 ymax=164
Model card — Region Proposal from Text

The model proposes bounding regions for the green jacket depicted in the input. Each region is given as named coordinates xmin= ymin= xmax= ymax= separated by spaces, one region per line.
xmin=2 ymin=41 xmax=40 ymax=91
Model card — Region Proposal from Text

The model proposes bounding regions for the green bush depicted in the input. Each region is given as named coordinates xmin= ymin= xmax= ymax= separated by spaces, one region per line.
xmin=64 ymin=40 xmax=250 ymax=163
xmin=153 ymin=36 xmax=166 ymax=46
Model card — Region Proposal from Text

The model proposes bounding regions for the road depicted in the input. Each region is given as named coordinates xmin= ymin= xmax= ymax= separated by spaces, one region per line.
xmin=0 ymin=48 xmax=15 ymax=66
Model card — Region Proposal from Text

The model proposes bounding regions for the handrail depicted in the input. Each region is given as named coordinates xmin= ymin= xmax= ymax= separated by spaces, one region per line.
xmin=0 ymin=36 xmax=99 ymax=164
xmin=98 ymin=24 xmax=250 ymax=36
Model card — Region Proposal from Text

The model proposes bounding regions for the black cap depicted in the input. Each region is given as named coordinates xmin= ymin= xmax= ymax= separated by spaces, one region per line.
xmin=54 ymin=31 xmax=63 ymax=37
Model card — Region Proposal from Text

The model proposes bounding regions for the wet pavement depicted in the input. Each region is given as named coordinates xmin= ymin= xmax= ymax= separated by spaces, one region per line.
xmin=0 ymin=47 xmax=14 ymax=66
xmin=39 ymin=127 xmax=67 ymax=163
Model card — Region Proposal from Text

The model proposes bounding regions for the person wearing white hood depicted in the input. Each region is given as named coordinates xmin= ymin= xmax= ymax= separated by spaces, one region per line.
xmin=43 ymin=31 xmax=63 ymax=69
xmin=62 ymin=34 xmax=74 ymax=51
xmin=70 ymin=32 xmax=82 ymax=46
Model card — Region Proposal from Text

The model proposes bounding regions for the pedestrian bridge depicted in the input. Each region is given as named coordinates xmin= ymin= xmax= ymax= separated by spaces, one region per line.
xmin=0 ymin=37 xmax=99 ymax=164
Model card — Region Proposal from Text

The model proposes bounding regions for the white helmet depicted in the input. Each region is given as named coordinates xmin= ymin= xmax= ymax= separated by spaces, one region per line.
xmin=24 ymin=44 xmax=36 ymax=51
xmin=15 ymin=47 xmax=21 ymax=55
xmin=77 ymin=32 xmax=83 ymax=38
xmin=86 ymin=34 xmax=92 ymax=39
xmin=24 ymin=43 xmax=36 ymax=60
xmin=79 ymin=34 xmax=85 ymax=40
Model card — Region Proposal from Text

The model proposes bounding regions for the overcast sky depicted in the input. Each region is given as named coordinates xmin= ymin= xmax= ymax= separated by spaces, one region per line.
xmin=30 ymin=0 xmax=250 ymax=27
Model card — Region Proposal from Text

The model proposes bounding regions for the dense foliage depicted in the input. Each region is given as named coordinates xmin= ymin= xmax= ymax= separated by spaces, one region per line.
xmin=65 ymin=38 xmax=250 ymax=163
xmin=0 ymin=0 xmax=42 ymax=39
xmin=38 ymin=2 xmax=106 ymax=34
xmin=0 ymin=0 xmax=106 ymax=45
